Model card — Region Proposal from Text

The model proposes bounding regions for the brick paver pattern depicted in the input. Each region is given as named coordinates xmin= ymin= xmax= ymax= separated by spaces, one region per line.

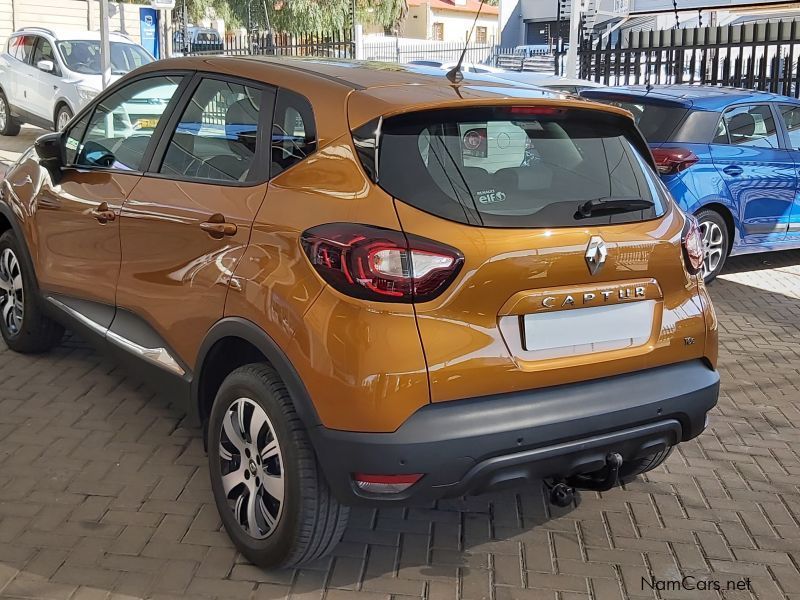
xmin=1 ymin=251 xmax=799 ymax=600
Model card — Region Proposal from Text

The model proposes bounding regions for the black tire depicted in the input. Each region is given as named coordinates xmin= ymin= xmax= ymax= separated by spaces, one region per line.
xmin=695 ymin=209 xmax=730 ymax=284
xmin=0 ymin=91 xmax=20 ymax=136
xmin=208 ymin=363 xmax=349 ymax=568
xmin=55 ymin=105 xmax=73 ymax=131
xmin=619 ymin=447 xmax=673 ymax=482
xmin=0 ymin=231 xmax=63 ymax=353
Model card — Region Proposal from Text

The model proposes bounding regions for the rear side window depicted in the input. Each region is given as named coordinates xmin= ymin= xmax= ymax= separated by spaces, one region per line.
xmin=356 ymin=107 xmax=667 ymax=228
xmin=271 ymin=89 xmax=316 ymax=177
xmin=779 ymin=105 xmax=800 ymax=150
xmin=160 ymin=77 xmax=269 ymax=183
xmin=721 ymin=104 xmax=779 ymax=148
xmin=12 ymin=35 xmax=35 ymax=63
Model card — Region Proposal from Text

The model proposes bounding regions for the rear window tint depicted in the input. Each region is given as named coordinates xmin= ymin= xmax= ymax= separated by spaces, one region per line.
xmin=355 ymin=107 xmax=666 ymax=228
xmin=593 ymin=101 xmax=688 ymax=142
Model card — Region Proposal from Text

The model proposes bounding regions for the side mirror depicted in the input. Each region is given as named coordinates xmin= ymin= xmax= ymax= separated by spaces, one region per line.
xmin=34 ymin=132 xmax=63 ymax=171
xmin=36 ymin=59 xmax=55 ymax=73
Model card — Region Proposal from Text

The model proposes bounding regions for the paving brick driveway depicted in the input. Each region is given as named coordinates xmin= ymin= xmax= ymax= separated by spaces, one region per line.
xmin=0 ymin=251 xmax=799 ymax=600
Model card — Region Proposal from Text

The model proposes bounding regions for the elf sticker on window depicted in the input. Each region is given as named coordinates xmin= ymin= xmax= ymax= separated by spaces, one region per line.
xmin=476 ymin=189 xmax=507 ymax=204
xmin=463 ymin=128 xmax=487 ymax=158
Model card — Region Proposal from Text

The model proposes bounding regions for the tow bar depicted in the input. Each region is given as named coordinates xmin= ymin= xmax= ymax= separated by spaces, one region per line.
xmin=546 ymin=453 xmax=624 ymax=507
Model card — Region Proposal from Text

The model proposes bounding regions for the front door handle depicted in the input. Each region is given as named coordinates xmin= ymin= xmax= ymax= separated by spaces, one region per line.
xmin=723 ymin=165 xmax=743 ymax=177
xmin=200 ymin=214 xmax=237 ymax=239
xmin=90 ymin=202 xmax=116 ymax=224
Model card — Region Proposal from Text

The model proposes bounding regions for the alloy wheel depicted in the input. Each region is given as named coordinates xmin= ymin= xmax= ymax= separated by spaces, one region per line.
xmin=0 ymin=96 xmax=7 ymax=131
xmin=698 ymin=219 xmax=724 ymax=280
xmin=0 ymin=248 xmax=23 ymax=335
xmin=218 ymin=397 xmax=284 ymax=540
xmin=56 ymin=110 xmax=71 ymax=131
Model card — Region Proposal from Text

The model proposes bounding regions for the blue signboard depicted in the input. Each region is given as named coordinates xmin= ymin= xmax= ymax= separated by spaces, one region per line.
xmin=140 ymin=7 xmax=160 ymax=59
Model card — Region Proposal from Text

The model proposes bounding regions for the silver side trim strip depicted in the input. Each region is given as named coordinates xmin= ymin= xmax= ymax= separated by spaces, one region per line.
xmin=46 ymin=296 xmax=185 ymax=377
xmin=789 ymin=222 xmax=800 ymax=233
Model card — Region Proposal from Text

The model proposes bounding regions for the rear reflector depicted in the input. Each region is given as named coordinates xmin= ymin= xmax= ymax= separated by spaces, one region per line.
xmin=353 ymin=473 xmax=423 ymax=494
xmin=651 ymin=147 xmax=699 ymax=175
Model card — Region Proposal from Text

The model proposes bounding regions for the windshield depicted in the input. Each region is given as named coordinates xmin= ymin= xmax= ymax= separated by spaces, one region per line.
xmin=57 ymin=41 xmax=153 ymax=75
xmin=354 ymin=107 xmax=666 ymax=228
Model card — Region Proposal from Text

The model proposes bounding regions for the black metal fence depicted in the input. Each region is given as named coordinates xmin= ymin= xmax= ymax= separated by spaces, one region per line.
xmin=579 ymin=19 xmax=800 ymax=97
xmin=180 ymin=30 xmax=354 ymax=59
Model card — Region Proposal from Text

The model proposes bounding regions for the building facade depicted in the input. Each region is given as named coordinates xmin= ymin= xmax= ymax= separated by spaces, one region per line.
xmin=403 ymin=0 xmax=500 ymax=43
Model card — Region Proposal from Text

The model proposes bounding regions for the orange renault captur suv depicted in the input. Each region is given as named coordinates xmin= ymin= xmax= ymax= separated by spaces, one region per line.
xmin=0 ymin=57 xmax=719 ymax=567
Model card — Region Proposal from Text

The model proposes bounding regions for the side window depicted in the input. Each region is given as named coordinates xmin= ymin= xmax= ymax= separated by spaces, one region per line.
xmin=17 ymin=36 xmax=36 ymax=63
xmin=160 ymin=77 xmax=268 ymax=183
xmin=77 ymin=75 xmax=183 ymax=171
xmin=271 ymin=89 xmax=316 ymax=177
xmin=7 ymin=37 xmax=22 ymax=60
xmin=64 ymin=110 xmax=92 ymax=165
xmin=722 ymin=104 xmax=779 ymax=149
xmin=779 ymin=105 xmax=800 ymax=150
xmin=32 ymin=38 xmax=59 ymax=75
xmin=712 ymin=118 xmax=729 ymax=144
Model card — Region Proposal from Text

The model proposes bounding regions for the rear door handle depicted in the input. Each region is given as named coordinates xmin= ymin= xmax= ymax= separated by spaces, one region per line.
xmin=90 ymin=202 xmax=116 ymax=224
xmin=723 ymin=165 xmax=743 ymax=177
xmin=200 ymin=214 xmax=237 ymax=239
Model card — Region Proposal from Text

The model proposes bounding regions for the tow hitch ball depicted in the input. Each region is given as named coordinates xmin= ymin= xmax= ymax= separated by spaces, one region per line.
xmin=547 ymin=453 xmax=624 ymax=507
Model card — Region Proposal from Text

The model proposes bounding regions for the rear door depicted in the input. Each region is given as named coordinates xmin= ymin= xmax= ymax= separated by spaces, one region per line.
xmin=710 ymin=103 xmax=793 ymax=246
xmin=365 ymin=103 xmax=709 ymax=403
xmin=13 ymin=35 xmax=40 ymax=115
xmin=30 ymin=36 xmax=60 ymax=121
xmin=774 ymin=103 xmax=800 ymax=246
xmin=115 ymin=74 xmax=275 ymax=368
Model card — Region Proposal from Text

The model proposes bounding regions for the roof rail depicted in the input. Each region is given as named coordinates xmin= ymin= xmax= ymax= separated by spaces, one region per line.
xmin=17 ymin=26 xmax=56 ymax=37
xmin=112 ymin=30 xmax=133 ymax=41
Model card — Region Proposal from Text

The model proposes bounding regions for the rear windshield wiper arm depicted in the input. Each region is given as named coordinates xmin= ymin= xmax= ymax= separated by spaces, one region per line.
xmin=576 ymin=197 xmax=654 ymax=219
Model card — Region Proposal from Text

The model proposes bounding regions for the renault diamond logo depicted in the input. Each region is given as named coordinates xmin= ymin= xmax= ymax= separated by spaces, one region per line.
xmin=585 ymin=236 xmax=608 ymax=275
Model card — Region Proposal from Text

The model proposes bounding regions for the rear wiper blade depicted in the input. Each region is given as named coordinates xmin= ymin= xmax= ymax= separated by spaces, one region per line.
xmin=576 ymin=196 xmax=654 ymax=219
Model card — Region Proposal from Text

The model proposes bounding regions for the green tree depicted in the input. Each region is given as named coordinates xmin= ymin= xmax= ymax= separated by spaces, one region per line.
xmin=178 ymin=0 xmax=407 ymax=33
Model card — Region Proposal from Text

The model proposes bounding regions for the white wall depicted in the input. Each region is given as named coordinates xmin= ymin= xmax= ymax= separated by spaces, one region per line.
xmin=0 ymin=0 xmax=146 ymax=49
xmin=428 ymin=9 xmax=499 ymax=42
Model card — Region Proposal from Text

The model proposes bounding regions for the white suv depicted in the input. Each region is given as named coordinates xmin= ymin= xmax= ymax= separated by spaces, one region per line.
xmin=0 ymin=27 xmax=153 ymax=135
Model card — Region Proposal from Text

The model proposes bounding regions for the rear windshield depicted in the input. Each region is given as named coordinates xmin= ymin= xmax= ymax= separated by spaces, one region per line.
xmin=582 ymin=97 xmax=689 ymax=143
xmin=354 ymin=107 xmax=667 ymax=228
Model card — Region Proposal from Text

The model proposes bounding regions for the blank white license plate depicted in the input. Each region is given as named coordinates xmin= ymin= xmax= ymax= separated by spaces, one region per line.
xmin=522 ymin=301 xmax=655 ymax=353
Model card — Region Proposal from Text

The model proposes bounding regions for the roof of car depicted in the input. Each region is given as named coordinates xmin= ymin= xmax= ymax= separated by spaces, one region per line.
xmin=148 ymin=55 xmax=574 ymax=94
xmin=582 ymin=84 xmax=800 ymax=110
xmin=13 ymin=27 xmax=135 ymax=43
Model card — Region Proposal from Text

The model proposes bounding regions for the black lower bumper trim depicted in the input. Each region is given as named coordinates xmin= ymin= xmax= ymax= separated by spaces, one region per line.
xmin=309 ymin=360 xmax=719 ymax=506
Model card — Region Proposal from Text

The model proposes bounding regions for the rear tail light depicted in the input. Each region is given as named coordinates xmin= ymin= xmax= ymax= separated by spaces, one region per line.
xmin=682 ymin=215 xmax=704 ymax=275
xmin=651 ymin=147 xmax=699 ymax=175
xmin=301 ymin=223 xmax=463 ymax=303
xmin=353 ymin=473 xmax=423 ymax=494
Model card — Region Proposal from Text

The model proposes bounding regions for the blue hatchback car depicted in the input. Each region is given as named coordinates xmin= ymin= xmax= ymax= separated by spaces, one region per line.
xmin=582 ymin=85 xmax=800 ymax=281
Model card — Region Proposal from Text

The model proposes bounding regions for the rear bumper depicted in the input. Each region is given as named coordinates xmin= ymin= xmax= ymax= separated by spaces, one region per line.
xmin=309 ymin=360 xmax=719 ymax=506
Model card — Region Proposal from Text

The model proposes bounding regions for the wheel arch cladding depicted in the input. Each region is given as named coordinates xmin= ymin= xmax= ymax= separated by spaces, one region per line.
xmin=193 ymin=317 xmax=322 ymax=433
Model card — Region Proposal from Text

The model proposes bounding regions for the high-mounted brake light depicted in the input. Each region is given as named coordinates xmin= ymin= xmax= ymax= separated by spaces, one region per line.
xmin=353 ymin=473 xmax=423 ymax=494
xmin=301 ymin=223 xmax=464 ymax=303
xmin=509 ymin=106 xmax=565 ymax=116
xmin=651 ymin=147 xmax=699 ymax=175
xmin=682 ymin=215 xmax=704 ymax=276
